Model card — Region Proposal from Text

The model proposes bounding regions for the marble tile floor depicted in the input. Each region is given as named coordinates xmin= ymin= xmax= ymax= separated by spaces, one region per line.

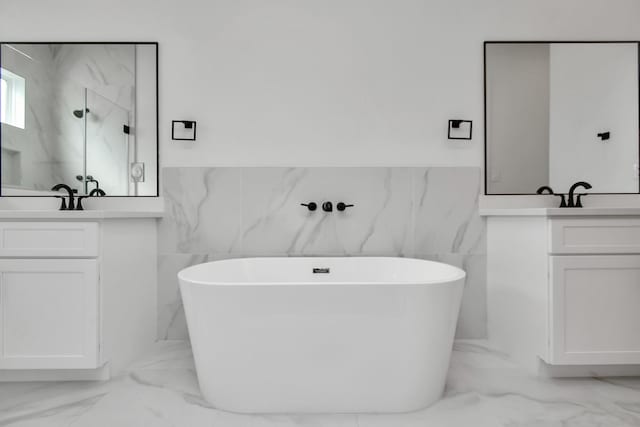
xmin=1 ymin=340 xmax=640 ymax=427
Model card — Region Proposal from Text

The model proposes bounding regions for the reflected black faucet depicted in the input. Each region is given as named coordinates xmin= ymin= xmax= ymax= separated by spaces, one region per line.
xmin=89 ymin=188 xmax=106 ymax=197
xmin=86 ymin=175 xmax=100 ymax=193
xmin=536 ymin=186 xmax=554 ymax=195
xmin=567 ymin=181 xmax=592 ymax=208
xmin=51 ymin=184 xmax=76 ymax=210
xmin=536 ymin=185 xmax=567 ymax=207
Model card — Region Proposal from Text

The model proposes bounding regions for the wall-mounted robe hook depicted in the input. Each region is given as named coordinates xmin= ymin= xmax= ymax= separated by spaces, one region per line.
xmin=597 ymin=131 xmax=610 ymax=141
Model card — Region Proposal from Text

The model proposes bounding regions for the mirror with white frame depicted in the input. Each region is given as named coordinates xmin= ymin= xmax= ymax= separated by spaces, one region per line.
xmin=0 ymin=42 xmax=158 ymax=196
xmin=484 ymin=41 xmax=640 ymax=195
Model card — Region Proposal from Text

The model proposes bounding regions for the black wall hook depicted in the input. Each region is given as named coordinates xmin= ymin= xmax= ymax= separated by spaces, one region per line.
xmin=597 ymin=131 xmax=610 ymax=141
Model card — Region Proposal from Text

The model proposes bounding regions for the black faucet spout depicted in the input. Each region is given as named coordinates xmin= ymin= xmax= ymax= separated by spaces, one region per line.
xmin=567 ymin=181 xmax=592 ymax=208
xmin=51 ymin=184 xmax=76 ymax=210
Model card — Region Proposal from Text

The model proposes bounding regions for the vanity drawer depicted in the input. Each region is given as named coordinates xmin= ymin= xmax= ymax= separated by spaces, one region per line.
xmin=0 ymin=222 xmax=99 ymax=258
xmin=550 ymin=218 xmax=640 ymax=254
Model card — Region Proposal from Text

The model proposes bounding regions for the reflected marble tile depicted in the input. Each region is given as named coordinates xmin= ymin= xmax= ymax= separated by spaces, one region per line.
xmin=159 ymin=168 xmax=243 ymax=254
xmin=416 ymin=254 xmax=487 ymax=339
xmin=412 ymin=167 xmax=485 ymax=255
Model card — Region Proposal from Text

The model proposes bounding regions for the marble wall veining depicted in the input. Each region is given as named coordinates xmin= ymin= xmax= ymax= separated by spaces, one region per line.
xmin=158 ymin=167 xmax=486 ymax=341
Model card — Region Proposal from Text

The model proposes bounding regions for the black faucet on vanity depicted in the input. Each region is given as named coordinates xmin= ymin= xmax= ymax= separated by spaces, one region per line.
xmin=536 ymin=181 xmax=592 ymax=208
xmin=567 ymin=181 xmax=592 ymax=208
xmin=51 ymin=184 xmax=77 ymax=210
xmin=51 ymin=184 xmax=108 ymax=211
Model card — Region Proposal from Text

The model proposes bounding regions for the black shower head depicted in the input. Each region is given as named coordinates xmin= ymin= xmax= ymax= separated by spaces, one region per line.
xmin=73 ymin=108 xmax=90 ymax=119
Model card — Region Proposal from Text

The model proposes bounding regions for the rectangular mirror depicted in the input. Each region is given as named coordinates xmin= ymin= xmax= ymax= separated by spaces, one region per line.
xmin=484 ymin=41 xmax=640 ymax=195
xmin=0 ymin=42 xmax=158 ymax=196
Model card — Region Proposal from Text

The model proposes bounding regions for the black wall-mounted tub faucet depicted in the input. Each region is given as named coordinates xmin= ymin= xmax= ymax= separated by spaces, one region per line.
xmin=322 ymin=202 xmax=333 ymax=212
xmin=301 ymin=202 xmax=317 ymax=211
xmin=336 ymin=202 xmax=354 ymax=212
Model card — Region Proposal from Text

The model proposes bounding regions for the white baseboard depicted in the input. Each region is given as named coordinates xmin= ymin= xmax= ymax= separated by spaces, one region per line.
xmin=538 ymin=360 xmax=640 ymax=377
xmin=0 ymin=363 xmax=110 ymax=382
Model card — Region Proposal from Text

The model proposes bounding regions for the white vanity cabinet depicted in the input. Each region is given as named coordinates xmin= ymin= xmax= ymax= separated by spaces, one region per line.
xmin=0 ymin=222 xmax=100 ymax=370
xmin=486 ymin=210 xmax=640 ymax=376
xmin=0 ymin=214 xmax=159 ymax=381
xmin=0 ymin=259 xmax=99 ymax=370
xmin=550 ymin=254 xmax=640 ymax=365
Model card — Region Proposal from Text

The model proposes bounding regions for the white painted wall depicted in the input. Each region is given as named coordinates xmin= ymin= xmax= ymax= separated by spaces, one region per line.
xmin=486 ymin=44 xmax=550 ymax=194
xmin=549 ymin=43 xmax=639 ymax=193
xmin=1 ymin=0 xmax=640 ymax=170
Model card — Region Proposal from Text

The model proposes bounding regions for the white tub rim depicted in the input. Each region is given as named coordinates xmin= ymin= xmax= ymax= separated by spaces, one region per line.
xmin=178 ymin=256 xmax=466 ymax=287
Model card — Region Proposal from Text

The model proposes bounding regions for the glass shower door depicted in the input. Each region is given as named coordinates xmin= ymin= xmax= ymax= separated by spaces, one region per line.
xmin=84 ymin=89 xmax=130 ymax=196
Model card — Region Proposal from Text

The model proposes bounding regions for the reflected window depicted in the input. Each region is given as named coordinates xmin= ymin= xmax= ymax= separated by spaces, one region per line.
xmin=0 ymin=68 xmax=25 ymax=129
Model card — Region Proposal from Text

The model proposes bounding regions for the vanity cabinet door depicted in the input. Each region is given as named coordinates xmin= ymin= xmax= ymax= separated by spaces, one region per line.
xmin=550 ymin=255 xmax=640 ymax=365
xmin=0 ymin=259 xmax=99 ymax=369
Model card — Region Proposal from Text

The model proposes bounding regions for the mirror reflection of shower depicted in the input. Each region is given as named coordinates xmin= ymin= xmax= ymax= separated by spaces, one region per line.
xmin=0 ymin=42 xmax=158 ymax=196
xmin=66 ymin=87 xmax=132 ymax=195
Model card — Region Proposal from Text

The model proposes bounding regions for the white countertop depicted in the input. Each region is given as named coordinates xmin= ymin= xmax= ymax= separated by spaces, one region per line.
xmin=480 ymin=207 xmax=640 ymax=217
xmin=0 ymin=210 xmax=164 ymax=219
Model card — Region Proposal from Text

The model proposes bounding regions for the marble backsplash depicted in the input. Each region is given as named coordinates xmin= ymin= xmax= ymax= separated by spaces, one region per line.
xmin=158 ymin=167 xmax=486 ymax=340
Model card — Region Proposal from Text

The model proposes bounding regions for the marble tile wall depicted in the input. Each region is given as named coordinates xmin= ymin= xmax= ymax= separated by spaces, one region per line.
xmin=158 ymin=167 xmax=486 ymax=340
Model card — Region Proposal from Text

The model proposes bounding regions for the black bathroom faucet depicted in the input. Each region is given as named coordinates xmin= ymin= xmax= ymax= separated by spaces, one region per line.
xmin=51 ymin=183 xmax=76 ymax=210
xmin=567 ymin=181 xmax=592 ymax=208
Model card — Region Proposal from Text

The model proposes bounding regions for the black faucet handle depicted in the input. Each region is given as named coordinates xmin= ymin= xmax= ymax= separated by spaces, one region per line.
xmin=555 ymin=194 xmax=568 ymax=208
xmin=576 ymin=193 xmax=588 ymax=208
xmin=76 ymin=196 xmax=90 ymax=211
xmin=322 ymin=201 xmax=333 ymax=212
xmin=336 ymin=202 xmax=354 ymax=212
xmin=301 ymin=202 xmax=317 ymax=212
xmin=55 ymin=196 xmax=68 ymax=211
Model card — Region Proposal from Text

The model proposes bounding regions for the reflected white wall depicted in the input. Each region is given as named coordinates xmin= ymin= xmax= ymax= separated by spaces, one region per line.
xmin=549 ymin=43 xmax=639 ymax=193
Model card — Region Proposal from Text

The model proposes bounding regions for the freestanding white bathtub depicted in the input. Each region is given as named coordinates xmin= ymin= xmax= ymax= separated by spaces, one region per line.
xmin=179 ymin=257 xmax=465 ymax=414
